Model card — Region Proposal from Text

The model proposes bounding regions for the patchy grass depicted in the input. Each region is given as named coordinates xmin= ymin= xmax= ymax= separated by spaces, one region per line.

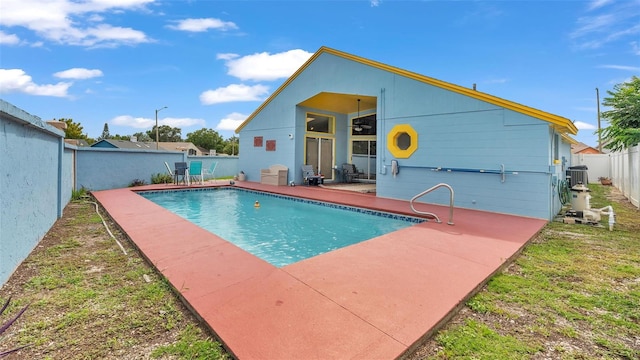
xmin=409 ymin=184 xmax=640 ymax=359
xmin=0 ymin=200 xmax=228 ymax=359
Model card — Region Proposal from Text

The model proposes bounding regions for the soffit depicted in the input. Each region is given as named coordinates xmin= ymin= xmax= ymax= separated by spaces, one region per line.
xmin=299 ymin=93 xmax=377 ymax=114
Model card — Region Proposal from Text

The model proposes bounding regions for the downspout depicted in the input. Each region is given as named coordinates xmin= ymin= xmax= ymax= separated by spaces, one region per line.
xmin=57 ymin=137 xmax=64 ymax=218
xmin=380 ymin=87 xmax=387 ymax=175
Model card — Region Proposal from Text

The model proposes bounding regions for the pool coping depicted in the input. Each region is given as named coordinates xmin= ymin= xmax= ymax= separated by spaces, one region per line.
xmin=93 ymin=181 xmax=547 ymax=359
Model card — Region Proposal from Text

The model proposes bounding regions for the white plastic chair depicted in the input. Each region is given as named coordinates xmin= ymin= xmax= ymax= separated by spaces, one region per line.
xmin=204 ymin=162 xmax=218 ymax=182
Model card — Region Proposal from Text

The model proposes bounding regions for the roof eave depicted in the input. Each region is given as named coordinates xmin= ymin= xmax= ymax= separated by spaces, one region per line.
xmin=235 ymin=46 xmax=579 ymax=136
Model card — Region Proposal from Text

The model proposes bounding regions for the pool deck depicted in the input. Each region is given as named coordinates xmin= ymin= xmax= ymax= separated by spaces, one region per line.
xmin=92 ymin=181 xmax=547 ymax=359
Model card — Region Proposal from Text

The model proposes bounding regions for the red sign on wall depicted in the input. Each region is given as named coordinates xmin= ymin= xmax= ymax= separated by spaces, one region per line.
xmin=266 ymin=140 xmax=276 ymax=151
xmin=254 ymin=136 xmax=263 ymax=147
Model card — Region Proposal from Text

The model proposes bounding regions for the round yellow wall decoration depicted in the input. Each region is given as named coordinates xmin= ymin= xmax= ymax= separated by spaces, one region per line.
xmin=387 ymin=124 xmax=418 ymax=158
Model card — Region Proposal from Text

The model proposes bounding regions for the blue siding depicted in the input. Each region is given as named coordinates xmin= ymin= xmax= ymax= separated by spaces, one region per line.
xmin=62 ymin=146 xmax=74 ymax=203
xmin=239 ymin=51 xmax=570 ymax=220
xmin=91 ymin=140 xmax=117 ymax=148
xmin=1 ymin=101 xmax=67 ymax=285
xmin=75 ymin=149 xmax=239 ymax=191
xmin=1 ymin=100 xmax=241 ymax=286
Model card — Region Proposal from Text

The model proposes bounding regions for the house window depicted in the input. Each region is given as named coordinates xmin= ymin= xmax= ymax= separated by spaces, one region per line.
xmin=351 ymin=114 xmax=376 ymax=136
xmin=387 ymin=124 xmax=418 ymax=158
xmin=397 ymin=132 xmax=411 ymax=150
xmin=306 ymin=113 xmax=333 ymax=134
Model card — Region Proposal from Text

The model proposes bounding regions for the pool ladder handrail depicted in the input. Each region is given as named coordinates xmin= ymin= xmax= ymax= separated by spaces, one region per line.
xmin=410 ymin=183 xmax=455 ymax=225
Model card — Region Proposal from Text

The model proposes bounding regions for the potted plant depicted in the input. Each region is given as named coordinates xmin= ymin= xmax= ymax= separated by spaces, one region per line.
xmin=598 ymin=177 xmax=612 ymax=185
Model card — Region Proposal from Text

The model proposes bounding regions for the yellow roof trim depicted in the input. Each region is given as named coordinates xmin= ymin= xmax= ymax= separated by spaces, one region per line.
xmin=561 ymin=133 xmax=578 ymax=145
xmin=236 ymin=46 xmax=578 ymax=135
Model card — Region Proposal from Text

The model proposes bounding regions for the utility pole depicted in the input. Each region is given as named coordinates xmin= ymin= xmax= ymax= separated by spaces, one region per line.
xmin=596 ymin=88 xmax=601 ymax=152
xmin=155 ymin=106 xmax=167 ymax=150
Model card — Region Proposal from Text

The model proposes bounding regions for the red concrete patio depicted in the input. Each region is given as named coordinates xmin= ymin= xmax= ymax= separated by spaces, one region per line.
xmin=92 ymin=181 xmax=547 ymax=359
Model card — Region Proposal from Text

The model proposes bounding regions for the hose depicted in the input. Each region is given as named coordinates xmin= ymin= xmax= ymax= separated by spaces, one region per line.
xmin=557 ymin=179 xmax=571 ymax=206
xmin=82 ymin=197 xmax=128 ymax=256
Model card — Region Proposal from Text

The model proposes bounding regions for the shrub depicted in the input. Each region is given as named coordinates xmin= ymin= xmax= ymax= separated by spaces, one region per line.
xmin=128 ymin=179 xmax=146 ymax=187
xmin=151 ymin=173 xmax=173 ymax=184
xmin=71 ymin=186 xmax=88 ymax=201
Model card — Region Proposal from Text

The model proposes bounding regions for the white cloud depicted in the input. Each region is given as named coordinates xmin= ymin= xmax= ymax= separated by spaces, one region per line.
xmin=167 ymin=18 xmax=238 ymax=32
xmin=598 ymin=64 xmax=640 ymax=72
xmin=200 ymin=84 xmax=269 ymax=105
xmin=0 ymin=30 xmax=20 ymax=45
xmin=54 ymin=68 xmax=104 ymax=79
xmin=570 ymin=2 xmax=640 ymax=51
xmin=587 ymin=0 xmax=614 ymax=11
xmin=370 ymin=0 xmax=381 ymax=7
xmin=574 ymin=121 xmax=597 ymax=130
xmin=215 ymin=112 xmax=248 ymax=131
xmin=111 ymin=115 xmax=153 ymax=128
xmin=0 ymin=0 xmax=152 ymax=47
xmin=0 ymin=68 xmax=71 ymax=97
xmin=163 ymin=117 xmax=206 ymax=128
xmin=110 ymin=115 xmax=205 ymax=129
xmin=216 ymin=53 xmax=238 ymax=61
xmin=220 ymin=49 xmax=313 ymax=81
xmin=570 ymin=14 xmax=615 ymax=40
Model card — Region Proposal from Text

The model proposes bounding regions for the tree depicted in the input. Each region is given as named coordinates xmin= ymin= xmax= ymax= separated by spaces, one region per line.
xmin=58 ymin=118 xmax=87 ymax=140
xmin=222 ymin=135 xmax=239 ymax=155
xmin=186 ymin=128 xmax=224 ymax=153
xmin=98 ymin=123 xmax=111 ymax=140
xmin=132 ymin=132 xmax=152 ymax=142
xmin=146 ymin=125 xmax=182 ymax=142
xmin=598 ymin=76 xmax=640 ymax=152
xmin=111 ymin=134 xmax=133 ymax=140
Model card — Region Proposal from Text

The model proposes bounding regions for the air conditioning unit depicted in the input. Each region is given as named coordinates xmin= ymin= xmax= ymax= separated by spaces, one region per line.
xmin=566 ymin=165 xmax=588 ymax=187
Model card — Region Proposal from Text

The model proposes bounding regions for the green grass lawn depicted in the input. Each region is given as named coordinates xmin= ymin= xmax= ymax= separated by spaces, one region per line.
xmin=412 ymin=184 xmax=639 ymax=359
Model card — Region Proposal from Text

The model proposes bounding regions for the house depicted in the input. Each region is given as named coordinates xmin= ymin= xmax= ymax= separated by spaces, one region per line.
xmin=571 ymin=142 xmax=602 ymax=154
xmin=156 ymin=142 xmax=204 ymax=155
xmin=235 ymin=47 xmax=578 ymax=220
xmin=91 ymin=139 xmax=204 ymax=155
xmin=91 ymin=139 xmax=155 ymax=150
xmin=64 ymin=139 xmax=90 ymax=147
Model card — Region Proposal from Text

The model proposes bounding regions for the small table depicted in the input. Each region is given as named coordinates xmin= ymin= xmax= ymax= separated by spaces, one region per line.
xmin=306 ymin=175 xmax=324 ymax=186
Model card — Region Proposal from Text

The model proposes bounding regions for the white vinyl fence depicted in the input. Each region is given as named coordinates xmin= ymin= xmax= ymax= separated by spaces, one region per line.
xmin=572 ymin=144 xmax=639 ymax=209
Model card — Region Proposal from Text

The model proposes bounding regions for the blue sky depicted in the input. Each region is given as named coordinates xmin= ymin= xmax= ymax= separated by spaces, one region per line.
xmin=1 ymin=0 xmax=638 ymax=147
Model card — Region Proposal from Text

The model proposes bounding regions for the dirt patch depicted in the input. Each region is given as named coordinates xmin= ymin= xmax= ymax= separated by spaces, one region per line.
xmin=0 ymin=201 xmax=225 ymax=359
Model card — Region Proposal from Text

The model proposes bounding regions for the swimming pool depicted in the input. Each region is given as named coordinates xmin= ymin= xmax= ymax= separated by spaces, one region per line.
xmin=139 ymin=188 xmax=423 ymax=267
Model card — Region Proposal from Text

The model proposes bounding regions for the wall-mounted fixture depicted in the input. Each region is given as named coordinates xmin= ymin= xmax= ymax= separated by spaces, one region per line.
xmin=288 ymin=133 xmax=294 ymax=140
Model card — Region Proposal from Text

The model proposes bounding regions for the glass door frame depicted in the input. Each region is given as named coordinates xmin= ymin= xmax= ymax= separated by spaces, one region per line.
xmin=304 ymin=112 xmax=336 ymax=181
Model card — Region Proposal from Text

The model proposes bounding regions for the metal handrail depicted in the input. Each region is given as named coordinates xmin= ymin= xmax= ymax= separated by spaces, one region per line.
xmin=410 ymin=183 xmax=455 ymax=225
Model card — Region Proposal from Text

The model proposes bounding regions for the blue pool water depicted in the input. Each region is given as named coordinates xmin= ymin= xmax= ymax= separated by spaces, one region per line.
xmin=139 ymin=188 xmax=423 ymax=267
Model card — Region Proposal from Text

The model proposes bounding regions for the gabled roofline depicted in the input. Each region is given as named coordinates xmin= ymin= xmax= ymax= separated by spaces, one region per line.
xmin=235 ymin=46 xmax=578 ymax=135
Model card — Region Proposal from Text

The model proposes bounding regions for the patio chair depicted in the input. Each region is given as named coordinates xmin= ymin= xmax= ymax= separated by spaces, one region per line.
xmin=342 ymin=163 xmax=362 ymax=183
xmin=189 ymin=161 xmax=204 ymax=185
xmin=204 ymin=162 xmax=218 ymax=182
xmin=174 ymin=162 xmax=189 ymax=185
xmin=302 ymin=164 xmax=323 ymax=186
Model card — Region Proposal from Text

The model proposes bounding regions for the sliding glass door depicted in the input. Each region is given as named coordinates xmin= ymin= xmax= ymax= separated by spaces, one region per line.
xmin=306 ymin=137 xmax=334 ymax=180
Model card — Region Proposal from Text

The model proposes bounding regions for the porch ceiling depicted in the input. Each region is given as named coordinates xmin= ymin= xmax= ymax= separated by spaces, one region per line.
xmin=299 ymin=92 xmax=377 ymax=114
